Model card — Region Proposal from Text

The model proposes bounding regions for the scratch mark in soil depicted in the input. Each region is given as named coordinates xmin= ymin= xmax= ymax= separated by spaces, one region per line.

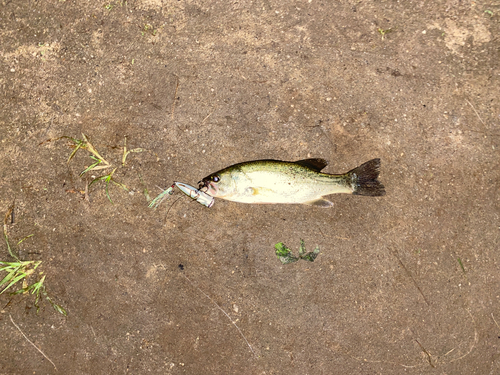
xmin=390 ymin=247 xmax=430 ymax=306
xmin=415 ymin=339 xmax=435 ymax=368
xmin=337 ymin=344 xmax=419 ymax=369
xmin=491 ymin=313 xmax=500 ymax=333
xmin=449 ymin=309 xmax=478 ymax=363
xmin=465 ymin=99 xmax=485 ymax=126
xmin=201 ymin=106 xmax=217 ymax=125
xmin=171 ymin=78 xmax=179 ymax=119
xmin=180 ymin=273 xmax=256 ymax=357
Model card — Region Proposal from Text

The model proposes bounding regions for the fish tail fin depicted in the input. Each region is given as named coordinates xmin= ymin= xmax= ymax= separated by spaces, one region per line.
xmin=348 ymin=158 xmax=386 ymax=196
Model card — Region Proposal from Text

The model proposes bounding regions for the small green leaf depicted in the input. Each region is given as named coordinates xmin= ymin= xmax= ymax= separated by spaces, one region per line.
xmin=298 ymin=239 xmax=306 ymax=256
xmin=275 ymin=242 xmax=299 ymax=264
xmin=300 ymin=246 xmax=320 ymax=262
xmin=278 ymin=255 xmax=299 ymax=264
xmin=274 ymin=242 xmax=291 ymax=257
xmin=274 ymin=240 xmax=320 ymax=264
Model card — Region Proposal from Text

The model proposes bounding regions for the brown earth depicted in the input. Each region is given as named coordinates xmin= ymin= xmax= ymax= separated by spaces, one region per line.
xmin=1 ymin=0 xmax=499 ymax=374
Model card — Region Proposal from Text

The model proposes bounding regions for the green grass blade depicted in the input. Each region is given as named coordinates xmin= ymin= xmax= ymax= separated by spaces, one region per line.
xmin=457 ymin=257 xmax=466 ymax=274
xmin=4 ymin=233 xmax=19 ymax=260
xmin=88 ymin=175 xmax=105 ymax=188
xmin=82 ymin=133 xmax=109 ymax=164
xmin=111 ymin=180 xmax=129 ymax=191
xmin=52 ymin=303 xmax=67 ymax=316
xmin=30 ymin=275 xmax=46 ymax=295
xmin=0 ymin=261 xmax=20 ymax=269
xmin=2 ymin=272 xmax=28 ymax=294
xmin=44 ymin=291 xmax=67 ymax=316
xmin=12 ymin=288 xmax=28 ymax=295
xmin=17 ymin=234 xmax=34 ymax=245
xmin=67 ymin=143 xmax=82 ymax=163
xmin=80 ymin=159 xmax=102 ymax=176
xmin=0 ymin=269 xmax=18 ymax=290
xmin=105 ymin=178 xmax=113 ymax=204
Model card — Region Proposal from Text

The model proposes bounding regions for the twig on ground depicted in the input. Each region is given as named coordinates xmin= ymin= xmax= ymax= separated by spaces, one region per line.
xmin=10 ymin=315 xmax=57 ymax=370
xmin=465 ymin=99 xmax=485 ymax=126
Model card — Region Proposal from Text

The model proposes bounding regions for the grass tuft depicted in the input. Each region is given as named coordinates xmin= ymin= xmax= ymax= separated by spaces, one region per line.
xmin=1 ymin=206 xmax=66 ymax=315
xmin=62 ymin=134 xmax=145 ymax=203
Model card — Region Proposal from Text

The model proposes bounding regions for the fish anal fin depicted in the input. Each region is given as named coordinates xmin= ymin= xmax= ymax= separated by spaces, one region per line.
xmin=294 ymin=158 xmax=329 ymax=172
xmin=304 ymin=198 xmax=333 ymax=208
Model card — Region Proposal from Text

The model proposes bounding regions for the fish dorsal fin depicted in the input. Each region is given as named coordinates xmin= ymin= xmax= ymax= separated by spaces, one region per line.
xmin=294 ymin=158 xmax=329 ymax=172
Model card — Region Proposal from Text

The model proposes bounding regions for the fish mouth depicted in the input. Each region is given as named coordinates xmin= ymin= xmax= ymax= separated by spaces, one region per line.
xmin=198 ymin=178 xmax=217 ymax=196
xmin=198 ymin=179 xmax=208 ymax=191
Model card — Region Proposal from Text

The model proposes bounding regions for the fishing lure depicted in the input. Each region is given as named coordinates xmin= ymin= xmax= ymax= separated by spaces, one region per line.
xmin=148 ymin=182 xmax=215 ymax=209
xmin=174 ymin=182 xmax=214 ymax=208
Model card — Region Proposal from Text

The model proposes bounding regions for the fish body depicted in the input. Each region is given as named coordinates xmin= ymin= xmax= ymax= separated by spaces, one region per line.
xmin=199 ymin=158 xmax=385 ymax=207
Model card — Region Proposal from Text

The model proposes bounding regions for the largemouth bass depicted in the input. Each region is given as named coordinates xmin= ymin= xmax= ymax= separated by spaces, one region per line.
xmin=199 ymin=158 xmax=385 ymax=207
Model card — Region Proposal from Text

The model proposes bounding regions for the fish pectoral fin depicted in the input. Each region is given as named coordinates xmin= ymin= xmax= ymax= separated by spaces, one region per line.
xmin=244 ymin=187 xmax=272 ymax=196
xmin=304 ymin=198 xmax=334 ymax=208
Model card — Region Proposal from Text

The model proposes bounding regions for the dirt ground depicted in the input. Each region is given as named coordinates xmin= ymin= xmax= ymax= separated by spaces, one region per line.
xmin=0 ymin=0 xmax=499 ymax=374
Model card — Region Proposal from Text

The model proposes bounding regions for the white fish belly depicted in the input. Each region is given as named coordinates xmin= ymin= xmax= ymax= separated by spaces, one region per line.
xmin=227 ymin=170 xmax=349 ymax=204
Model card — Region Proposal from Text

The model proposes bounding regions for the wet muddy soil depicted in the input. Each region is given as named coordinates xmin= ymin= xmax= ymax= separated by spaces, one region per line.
xmin=1 ymin=1 xmax=499 ymax=374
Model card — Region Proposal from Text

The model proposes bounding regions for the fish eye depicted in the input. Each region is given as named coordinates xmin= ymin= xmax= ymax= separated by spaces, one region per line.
xmin=212 ymin=175 xmax=220 ymax=183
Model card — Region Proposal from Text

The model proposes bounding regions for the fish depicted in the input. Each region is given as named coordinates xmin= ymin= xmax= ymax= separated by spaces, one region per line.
xmin=198 ymin=158 xmax=385 ymax=207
